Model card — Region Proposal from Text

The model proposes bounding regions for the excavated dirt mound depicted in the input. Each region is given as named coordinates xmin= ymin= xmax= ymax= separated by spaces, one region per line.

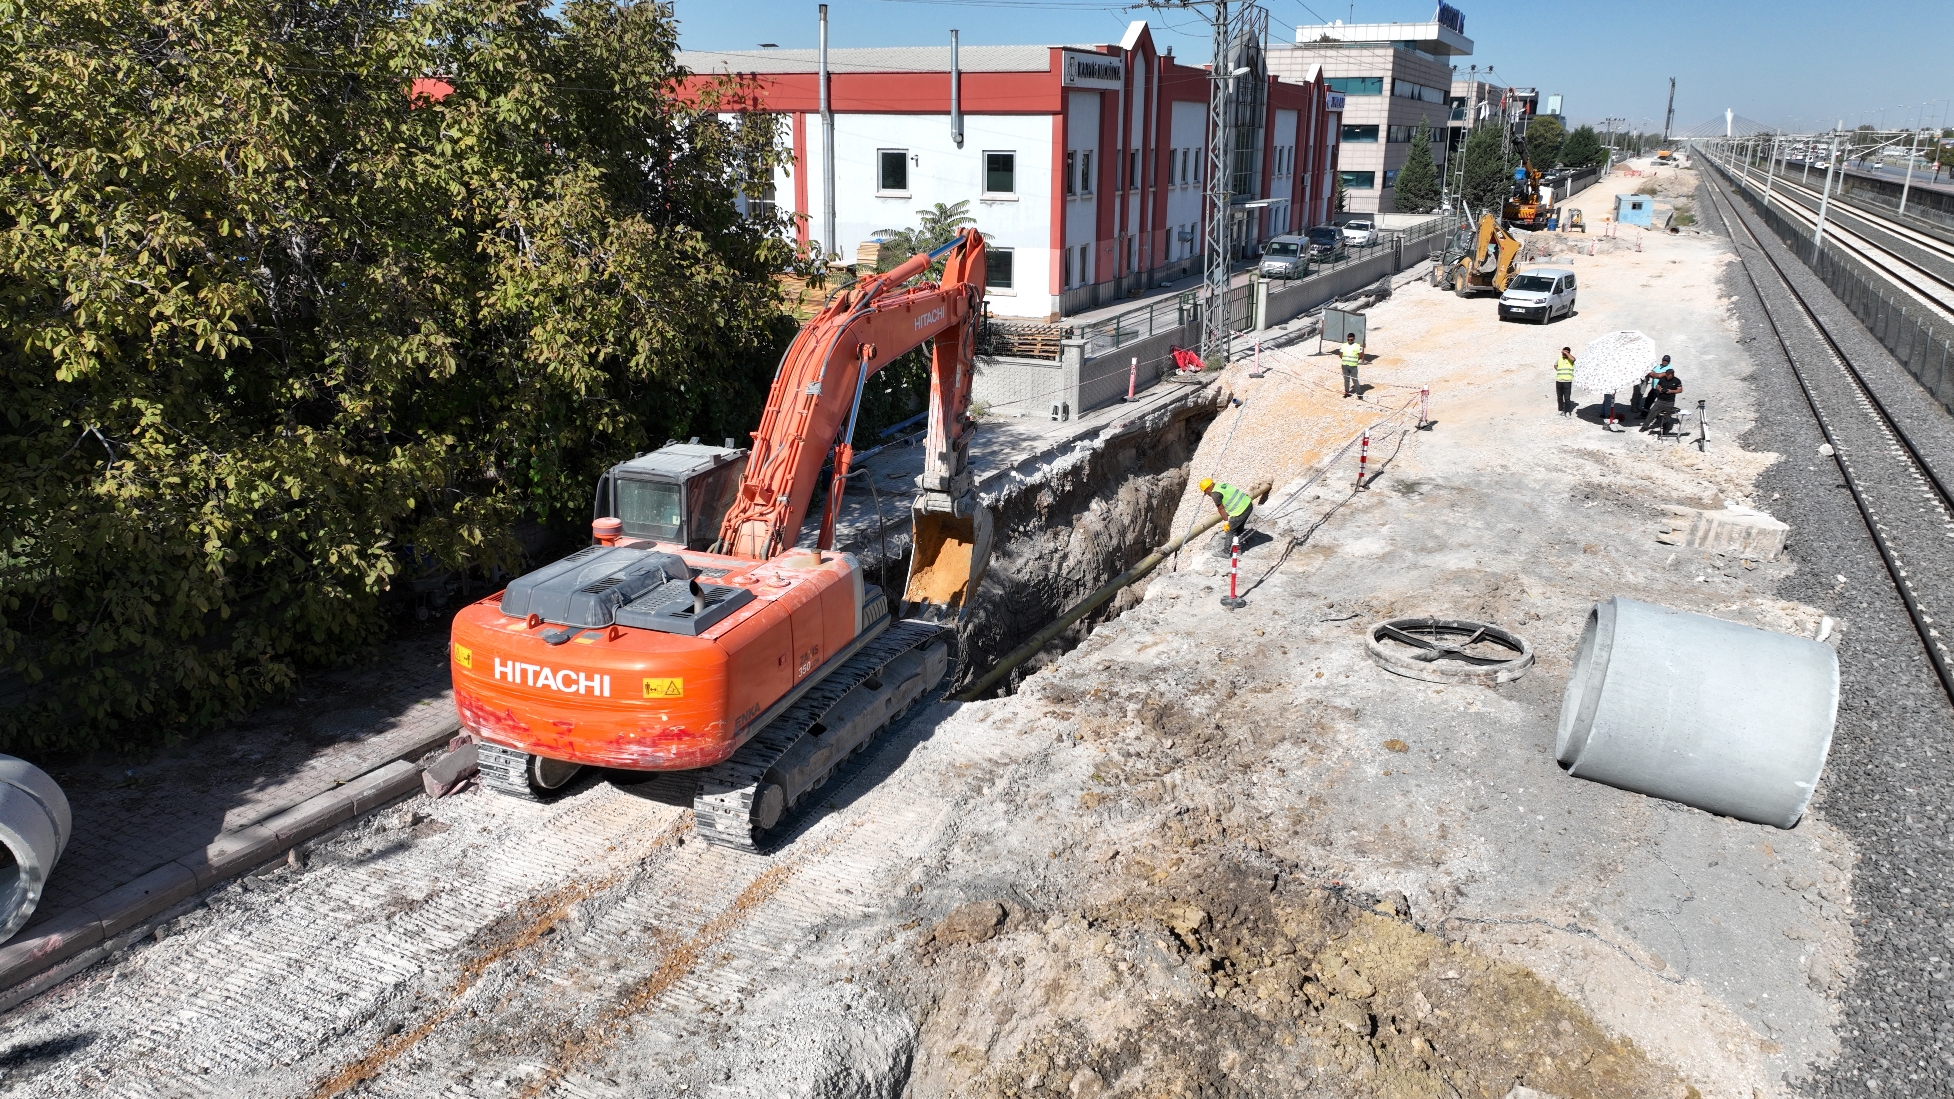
xmin=906 ymin=860 xmax=1692 ymax=1099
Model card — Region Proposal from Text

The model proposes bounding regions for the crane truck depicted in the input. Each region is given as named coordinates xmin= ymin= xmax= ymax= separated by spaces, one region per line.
xmin=1501 ymin=160 xmax=1547 ymax=228
xmin=447 ymin=230 xmax=994 ymax=851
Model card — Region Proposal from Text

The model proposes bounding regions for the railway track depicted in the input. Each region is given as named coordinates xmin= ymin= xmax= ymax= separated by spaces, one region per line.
xmin=1710 ymin=153 xmax=1954 ymax=322
xmin=1700 ymin=160 xmax=1954 ymax=705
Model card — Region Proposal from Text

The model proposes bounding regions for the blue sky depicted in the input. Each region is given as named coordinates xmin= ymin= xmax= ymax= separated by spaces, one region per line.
xmin=672 ymin=0 xmax=1954 ymax=135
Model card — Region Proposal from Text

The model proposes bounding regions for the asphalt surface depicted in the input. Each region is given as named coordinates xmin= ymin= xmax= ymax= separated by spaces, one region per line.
xmin=1702 ymin=169 xmax=1954 ymax=1095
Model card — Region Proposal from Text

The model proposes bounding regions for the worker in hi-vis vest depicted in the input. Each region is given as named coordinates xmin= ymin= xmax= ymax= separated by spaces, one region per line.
xmin=1340 ymin=331 xmax=1365 ymax=399
xmin=1200 ymin=477 xmax=1253 ymax=541
xmin=1554 ymin=346 xmax=1576 ymax=415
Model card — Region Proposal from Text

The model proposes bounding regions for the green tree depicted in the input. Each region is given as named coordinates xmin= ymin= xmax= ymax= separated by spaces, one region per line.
xmin=0 ymin=0 xmax=799 ymax=751
xmin=1391 ymin=120 xmax=1441 ymax=214
xmin=875 ymin=201 xmax=979 ymax=277
xmin=1460 ymin=125 xmax=1511 ymax=216
xmin=1559 ymin=125 xmax=1607 ymax=169
xmin=1332 ymin=172 xmax=1348 ymax=214
xmin=1525 ymin=115 xmax=1566 ymax=168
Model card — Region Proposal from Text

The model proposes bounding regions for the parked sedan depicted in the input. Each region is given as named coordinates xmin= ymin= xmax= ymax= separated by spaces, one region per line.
xmin=1340 ymin=218 xmax=1378 ymax=247
xmin=1304 ymin=225 xmax=1347 ymax=262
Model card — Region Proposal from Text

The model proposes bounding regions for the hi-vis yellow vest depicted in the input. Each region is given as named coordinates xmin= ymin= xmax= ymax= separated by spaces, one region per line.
xmin=1555 ymin=355 xmax=1575 ymax=381
xmin=1217 ymin=483 xmax=1251 ymax=517
xmin=1341 ymin=342 xmax=1363 ymax=368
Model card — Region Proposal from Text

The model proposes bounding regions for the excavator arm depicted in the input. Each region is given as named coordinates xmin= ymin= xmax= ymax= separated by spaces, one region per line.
xmin=717 ymin=228 xmax=993 ymax=615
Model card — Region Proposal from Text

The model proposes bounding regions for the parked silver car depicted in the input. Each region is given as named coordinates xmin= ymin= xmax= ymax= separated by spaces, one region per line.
xmin=1258 ymin=235 xmax=1309 ymax=279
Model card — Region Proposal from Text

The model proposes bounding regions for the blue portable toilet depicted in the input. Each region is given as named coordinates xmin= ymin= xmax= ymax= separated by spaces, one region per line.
xmin=1616 ymin=193 xmax=1654 ymax=227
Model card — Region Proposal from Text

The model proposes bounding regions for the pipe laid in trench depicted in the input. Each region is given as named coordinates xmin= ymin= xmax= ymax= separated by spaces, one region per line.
xmin=954 ymin=479 xmax=1271 ymax=702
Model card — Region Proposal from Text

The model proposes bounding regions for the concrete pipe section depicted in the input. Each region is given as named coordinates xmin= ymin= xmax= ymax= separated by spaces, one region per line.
xmin=1557 ymin=597 xmax=1840 ymax=829
xmin=0 ymin=755 xmax=71 ymax=942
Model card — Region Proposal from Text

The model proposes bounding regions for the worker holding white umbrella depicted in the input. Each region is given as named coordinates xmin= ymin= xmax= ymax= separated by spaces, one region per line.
xmin=1574 ymin=330 xmax=1660 ymax=432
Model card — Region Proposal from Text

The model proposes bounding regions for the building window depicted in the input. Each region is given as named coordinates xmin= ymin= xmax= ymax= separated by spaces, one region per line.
xmin=1063 ymin=246 xmax=1072 ymax=287
xmin=1179 ymin=148 xmax=1189 ymax=184
xmin=986 ymin=248 xmax=1013 ymax=289
xmin=746 ymin=183 xmax=777 ymax=221
xmin=1341 ymin=125 xmax=1380 ymax=143
xmin=1386 ymin=125 xmax=1419 ymax=144
xmin=878 ymin=149 xmax=908 ymax=193
xmin=1340 ymin=170 xmax=1376 ymax=189
xmin=985 ymin=151 xmax=1016 ymax=195
xmin=1066 ymin=151 xmax=1076 ymax=196
xmin=1080 ymin=151 xmax=1093 ymax=194
xmin=1079 ymin=244 xmax=1091 ymax=283
xmin=1383 ymin=169 xmax=1399 ymax=187
xmin=1325 ymin=76 xmax=1383 ymax=96
xmin=1129 ymin=150 xmax=1139 ymax=191
xmin=1392 ymin=79 xmax=1446 ymax=104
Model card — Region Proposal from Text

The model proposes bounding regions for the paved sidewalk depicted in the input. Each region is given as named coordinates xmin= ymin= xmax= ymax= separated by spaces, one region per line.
xmin=27 ymin=628 xmax=457 ymax=929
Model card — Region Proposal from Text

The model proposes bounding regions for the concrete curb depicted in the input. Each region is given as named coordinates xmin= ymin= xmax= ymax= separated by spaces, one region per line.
xmin=0 ymin=718 xmax=458 ymax=1006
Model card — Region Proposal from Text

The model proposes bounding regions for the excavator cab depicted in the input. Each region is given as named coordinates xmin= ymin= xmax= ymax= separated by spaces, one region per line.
xmin=593 ymin=442 xmax=749 ymax=551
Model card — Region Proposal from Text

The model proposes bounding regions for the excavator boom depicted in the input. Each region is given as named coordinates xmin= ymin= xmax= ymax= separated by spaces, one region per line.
xmin=716 ymin=228 xmax=992 ymax=615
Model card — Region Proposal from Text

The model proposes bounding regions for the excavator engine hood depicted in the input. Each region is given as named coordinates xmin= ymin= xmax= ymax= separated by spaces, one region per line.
xmin=500 ymin=545 xmax=754 ymax=637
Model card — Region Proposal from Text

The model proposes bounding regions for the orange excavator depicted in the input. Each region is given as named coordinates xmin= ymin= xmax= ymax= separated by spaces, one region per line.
xmin=448 ymin=230 xmax=994 ymax=850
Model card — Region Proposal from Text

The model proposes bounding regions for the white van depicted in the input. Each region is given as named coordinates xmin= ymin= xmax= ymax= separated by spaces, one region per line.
xmin=1499 ymin=267 xmax=1578 ymax=324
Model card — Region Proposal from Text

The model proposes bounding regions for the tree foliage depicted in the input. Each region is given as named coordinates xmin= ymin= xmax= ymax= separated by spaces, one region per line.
xmin=1459 ymin=125 xmax=1511 ymax=217
xmin=1559 ymin=125 xmax=1607 ymax=170
xmin=0 ymin=0 xmax=799 ymax=751
xmin=1525 ymin=115 xmax=1566 ymax=169
xmin=1391 ymin=121 xmax=1441 ymax=214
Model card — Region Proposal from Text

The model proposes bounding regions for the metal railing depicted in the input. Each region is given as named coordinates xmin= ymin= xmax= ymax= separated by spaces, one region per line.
xmin=1723 ymin=163 xmax=1954 ymax=413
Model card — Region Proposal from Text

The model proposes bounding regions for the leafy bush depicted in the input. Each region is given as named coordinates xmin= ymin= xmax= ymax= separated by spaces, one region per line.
xmin=0 ymin=0 xmax=797 ymax=751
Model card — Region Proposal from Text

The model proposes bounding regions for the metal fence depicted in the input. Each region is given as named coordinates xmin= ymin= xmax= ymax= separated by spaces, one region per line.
xmin=1724 ymin=164 xmax=1954 ymax=413
xmin=1067 ymin=216 xmax=1450 ymax=359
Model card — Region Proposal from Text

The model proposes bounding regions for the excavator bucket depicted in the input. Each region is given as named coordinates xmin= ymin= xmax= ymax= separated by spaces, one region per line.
xmin=902 ymin=505 xmax=993 ymax=618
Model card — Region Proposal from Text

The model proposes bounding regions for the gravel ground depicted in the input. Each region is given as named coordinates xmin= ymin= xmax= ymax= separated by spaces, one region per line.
xmin=1702 ymin=168 xmax=1954 ymax=1095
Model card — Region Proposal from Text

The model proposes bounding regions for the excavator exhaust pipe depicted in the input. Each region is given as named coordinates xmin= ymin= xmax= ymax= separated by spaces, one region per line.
xmin=903 ymin=506 xmax=993 ymax=618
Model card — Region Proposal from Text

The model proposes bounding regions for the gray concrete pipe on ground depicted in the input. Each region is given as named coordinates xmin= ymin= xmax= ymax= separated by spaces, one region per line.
xmin=0 ymin=755 xmax=71 ymax=941
xmin=1556 ymin=597 xmax=1839 ymax=829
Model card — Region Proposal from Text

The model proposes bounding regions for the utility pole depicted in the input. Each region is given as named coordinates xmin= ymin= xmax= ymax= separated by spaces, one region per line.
xmin=819 ymin=4 xmax=835 ymax=261
xmin=1814 ymin=132 xmax=1839 ymax=248
xmin=1763 ymin=134 xmax=1780 ymax=209
xmin=1154 ymin=0 xmax=1265 ymax=367
xmin=1900 ymin=124 xmax=1921 ymax=217
xmin=1662 ymin=78 xmax=1676 ymax=142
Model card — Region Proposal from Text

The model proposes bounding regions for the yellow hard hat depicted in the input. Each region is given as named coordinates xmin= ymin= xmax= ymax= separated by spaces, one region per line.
xmin=1198 ymin=477 xmax=1215 ymax=493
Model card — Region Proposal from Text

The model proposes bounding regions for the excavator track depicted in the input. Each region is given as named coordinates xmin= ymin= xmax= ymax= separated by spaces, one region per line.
xmin=692 ymin=620 xmax=946 ymax=851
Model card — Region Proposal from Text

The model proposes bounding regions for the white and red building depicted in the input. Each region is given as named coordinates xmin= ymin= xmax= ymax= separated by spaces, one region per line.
xmin=680 ymin=21 xmax=1342 ymax=321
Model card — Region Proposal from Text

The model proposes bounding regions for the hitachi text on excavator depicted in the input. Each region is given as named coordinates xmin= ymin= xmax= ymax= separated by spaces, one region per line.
xmin=447 ymin=230 xmax=995 ymax=850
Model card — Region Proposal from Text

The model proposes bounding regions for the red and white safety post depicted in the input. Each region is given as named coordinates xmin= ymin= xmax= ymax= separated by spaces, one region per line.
xmin=1125 ymin=355 xmax=1138 ymax=401
xmin=1356 ymin=430 xmax=1371 ymax=489
xmin=1220 ymin=533 xmax=1246 ymax=609
xmin=1250 ymin=339 xmax=1265 ymax=378
xmin=1418 ymin=386 xmax=1431 ymax=430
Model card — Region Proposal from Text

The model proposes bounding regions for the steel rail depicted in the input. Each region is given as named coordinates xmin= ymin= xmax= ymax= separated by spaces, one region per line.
xmin=1702 ymin=161 xmax=1954 ymax=704
xmin=1714 ymin=157 xmax=1954 ymax=323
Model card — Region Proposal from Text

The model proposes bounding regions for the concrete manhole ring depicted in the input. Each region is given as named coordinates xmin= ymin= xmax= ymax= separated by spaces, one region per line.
xmin=1365 ymin=618 xmax=1534 ymax=685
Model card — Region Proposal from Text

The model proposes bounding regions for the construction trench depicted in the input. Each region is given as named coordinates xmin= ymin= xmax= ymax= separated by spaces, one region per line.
xmin=0 ymin=162 xmax=1895 ymax=1099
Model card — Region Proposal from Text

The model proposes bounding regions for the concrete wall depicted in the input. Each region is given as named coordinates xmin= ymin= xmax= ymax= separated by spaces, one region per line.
xmin=1077 ymin=325 xmax=1196 ymax=413
xmin=1257 ymin=248 xmax=1399 ymax=330
xmin=974 ymin=354 xmax=1071 ymax=419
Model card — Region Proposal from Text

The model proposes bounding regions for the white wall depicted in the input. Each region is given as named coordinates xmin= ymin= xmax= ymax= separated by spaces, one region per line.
xmin=803 ymin=112 xmax=1055 ymax=319
xmin=1270 ymin=109 xmax=1298 ymax=236
xmin=1063 ymin=92 xmax=1100 ymax=293
xmin=1164 ymin=100 xmax=1206 ymax=263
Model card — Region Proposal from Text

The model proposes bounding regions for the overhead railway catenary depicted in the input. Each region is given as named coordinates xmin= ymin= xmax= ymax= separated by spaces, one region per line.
xmin=1706 ymin=146 xmax=1954 ymax=324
